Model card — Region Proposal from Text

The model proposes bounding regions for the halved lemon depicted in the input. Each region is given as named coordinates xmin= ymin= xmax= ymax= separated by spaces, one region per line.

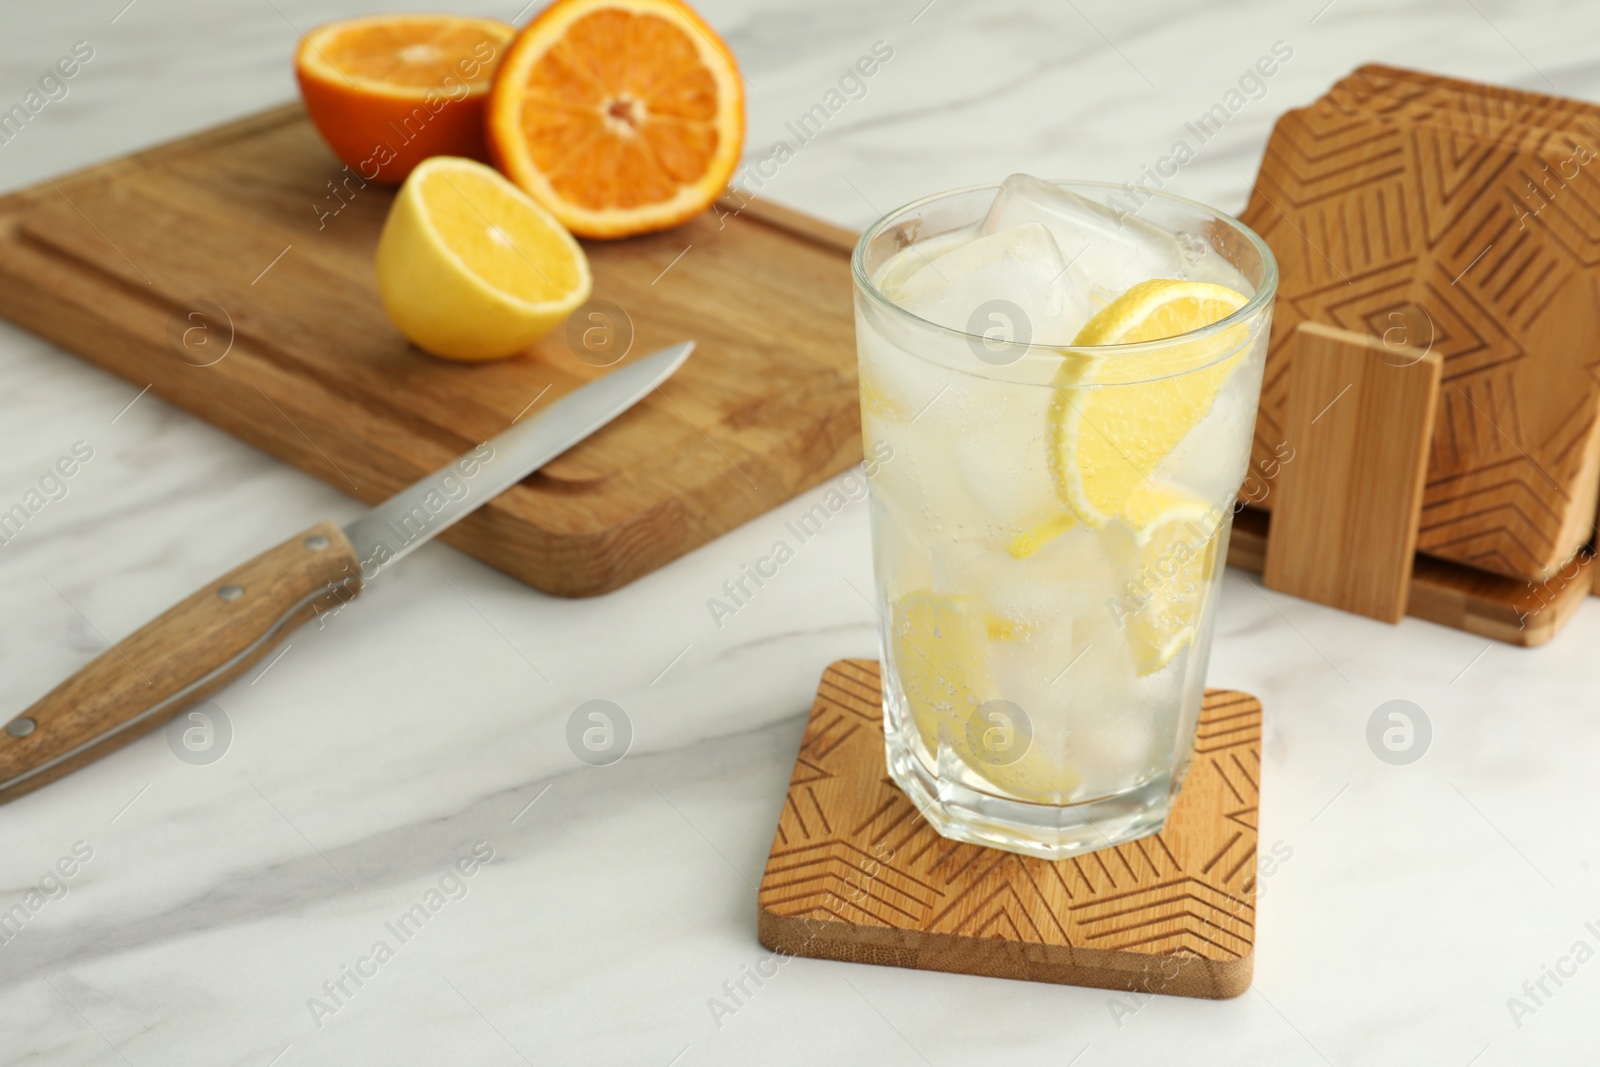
xmin=375 ymin=156 xmax=592 ymax=361
xmin=486 ymin=0 xmax=746 ymax=239
xmin=1049 ymin=279 xmax=1249 ymax=527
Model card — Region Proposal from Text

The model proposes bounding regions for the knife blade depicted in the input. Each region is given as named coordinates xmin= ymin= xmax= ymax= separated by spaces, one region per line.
xmin=0 ymin=341 xmax=693 ymax=803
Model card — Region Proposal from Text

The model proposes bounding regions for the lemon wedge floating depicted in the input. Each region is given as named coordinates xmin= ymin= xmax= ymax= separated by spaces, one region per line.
xmin=1048 ymin=279 xmax=1249 ymax=527
xmin=1111 ymin=483 xmax=1225 ymax=674
xmin=376 ymin=156 xmax=592 ymax=362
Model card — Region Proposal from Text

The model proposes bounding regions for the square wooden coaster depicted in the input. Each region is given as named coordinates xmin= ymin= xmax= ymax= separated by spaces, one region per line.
xmin=757 ymin=660 xmax=1262 ymax=999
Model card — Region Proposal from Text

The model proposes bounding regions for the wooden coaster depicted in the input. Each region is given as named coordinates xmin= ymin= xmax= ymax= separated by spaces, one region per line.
xmin=1240 ymin=76 xmax=1600 ymax=583
xmin=1330 ymin=64 xmax=1600 ymax=143
xmin=1264 ymin=322 xmax=1442 ymax=622
xmin=757 ymin=660 xmax=1261 ymax=999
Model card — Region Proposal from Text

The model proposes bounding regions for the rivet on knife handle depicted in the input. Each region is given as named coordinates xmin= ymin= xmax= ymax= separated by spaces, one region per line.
xmin=0 ymin=521 xmax=361 ymax=804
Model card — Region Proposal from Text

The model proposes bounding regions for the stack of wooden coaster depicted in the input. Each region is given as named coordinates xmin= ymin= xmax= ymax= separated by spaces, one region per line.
xmin=1236 ymin=65 xmax=1600 ymax=636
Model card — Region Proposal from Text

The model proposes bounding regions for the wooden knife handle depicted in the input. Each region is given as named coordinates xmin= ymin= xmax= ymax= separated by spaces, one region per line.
xmin=0 ymin=520 xmax=362 ymax=803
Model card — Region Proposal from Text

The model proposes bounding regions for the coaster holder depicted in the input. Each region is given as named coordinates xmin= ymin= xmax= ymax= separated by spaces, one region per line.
xmin=1235 ymin=65 xmax=1600 ymax=642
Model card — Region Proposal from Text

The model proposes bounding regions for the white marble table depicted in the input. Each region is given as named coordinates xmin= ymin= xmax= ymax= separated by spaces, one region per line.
xmin=3 ymin=1 xmax=1600 ymax=1063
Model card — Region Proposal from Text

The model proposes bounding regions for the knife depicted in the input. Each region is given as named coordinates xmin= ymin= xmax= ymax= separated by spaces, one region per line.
xmin=0 ymin=341 xmax=694 ymax=803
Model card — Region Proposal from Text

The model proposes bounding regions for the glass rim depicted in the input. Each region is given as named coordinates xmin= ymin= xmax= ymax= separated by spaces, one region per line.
xmin=849 ymin=178 xmax=1280 ymax=363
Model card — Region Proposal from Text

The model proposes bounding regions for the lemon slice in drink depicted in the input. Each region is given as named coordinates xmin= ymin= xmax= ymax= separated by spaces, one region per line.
xmin=891 ymin=591 xmax=990 ymax=754
xmin=1048 ymin=279 xmax=1249 ymax=526
xmin=1007 ymin=513 xmax=1076 ymax=559
xmin=892 ymin=591 xmax=1081 ymax=801
xmin=376 ymin=156 xmax=591 ymax=362
xmin=1109 ymin=483 xmax=1225 ymax=674
xmin=859 ymin=361 xmax=911 ymax=422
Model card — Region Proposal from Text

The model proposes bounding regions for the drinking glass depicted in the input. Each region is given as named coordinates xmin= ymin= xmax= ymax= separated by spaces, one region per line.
xmin=852 ymin=180 xmax=1276 ymax=858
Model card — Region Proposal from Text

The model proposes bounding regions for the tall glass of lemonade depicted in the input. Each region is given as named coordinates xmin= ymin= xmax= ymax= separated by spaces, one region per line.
xmin=853 ymin=175 xmax=1276 ymax=858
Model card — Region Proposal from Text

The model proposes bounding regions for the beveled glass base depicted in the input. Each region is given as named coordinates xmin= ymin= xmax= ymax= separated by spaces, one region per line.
xmin=883 ymin=689 xmax=1177 ymax=861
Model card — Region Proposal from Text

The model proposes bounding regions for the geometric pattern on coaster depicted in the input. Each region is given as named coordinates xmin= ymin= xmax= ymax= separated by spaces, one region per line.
xmin=1241 ymin=70 xmax=1600 ymax=582
xmin=757 ymin=660 xmax=1262 ymax=999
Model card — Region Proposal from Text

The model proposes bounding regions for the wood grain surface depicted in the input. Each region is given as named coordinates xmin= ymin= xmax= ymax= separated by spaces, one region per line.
xmin=1264 ymin=322 xmax=1441 ymax=622
xmin=0 ymin=105 xmax=863 ymax=597
xmin=757 ymin=660 xmax=1261 ymax=999
xmin=1329 ymin=64 xmax=1600 ymax=146
xmin=1241 ymin=66 xmax=1600 ymax=583
xmin=1229 ymin=506 xmax=1591 ymax=645
xmin=0 ymin=521 xmax=360 ymax=803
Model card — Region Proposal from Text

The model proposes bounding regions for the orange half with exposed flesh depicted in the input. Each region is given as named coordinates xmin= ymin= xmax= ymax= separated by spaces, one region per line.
xmin=296 ymin=14 xmax=514 ymax=184
xmin=487 ymin=0 xmax=745 ymax=239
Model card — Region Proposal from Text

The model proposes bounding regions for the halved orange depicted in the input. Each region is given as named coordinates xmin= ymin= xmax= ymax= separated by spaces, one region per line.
xmin=296 ymin=15 xmax=515 ymax=185
xmin=487 ymin=0 xmax=745 ymax=239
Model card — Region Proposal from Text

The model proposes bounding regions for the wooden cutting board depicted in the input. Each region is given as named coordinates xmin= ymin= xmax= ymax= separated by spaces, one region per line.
xmin=0 ymin=104 xmax=862 ymax=596
xmin=757 ymin=660 xmax=1261 ymax=998
xmin=1240 ymin=70 xmax=1600 ymax=583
